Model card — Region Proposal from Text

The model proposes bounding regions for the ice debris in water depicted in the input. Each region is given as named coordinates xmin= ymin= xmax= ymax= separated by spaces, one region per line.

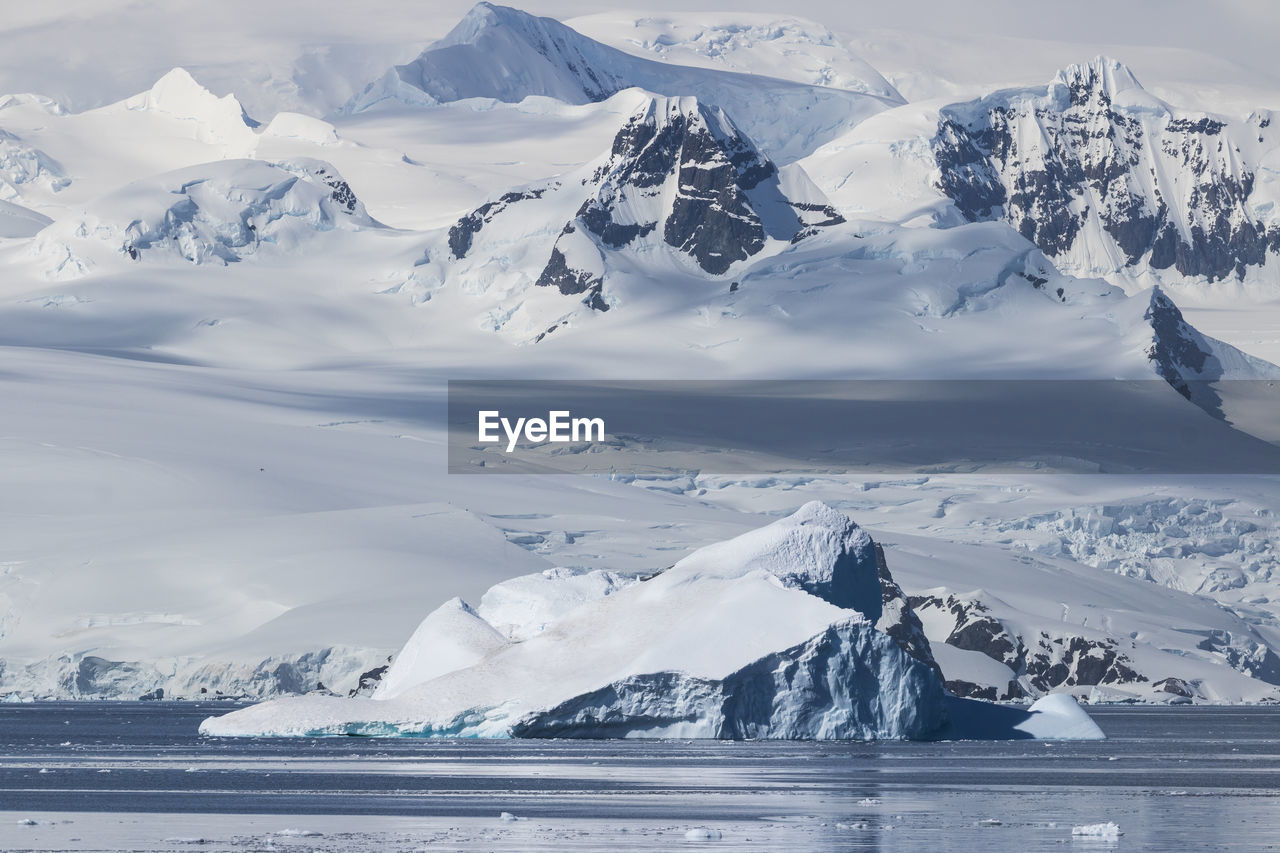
xmin=1072 ymin=822 xmax=1122 ymax=838
xmin=684 ymin=827 xmax=723 ymax=840
xmin=977 ymin=818 xmax=1003 ymax=826
xmin=858 ymin=797 xmax=881 ymax=805
xmin=499 ymin=811 xmax=525 ymax=822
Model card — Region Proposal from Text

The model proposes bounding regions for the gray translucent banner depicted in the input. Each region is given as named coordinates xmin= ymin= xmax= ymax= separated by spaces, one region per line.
xmin=447 ymin=380 xmax=1280 ymax=475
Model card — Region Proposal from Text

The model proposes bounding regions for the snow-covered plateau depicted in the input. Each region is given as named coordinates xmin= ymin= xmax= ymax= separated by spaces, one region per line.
xmin=1 ymin=3 xmax=1280 ymax=732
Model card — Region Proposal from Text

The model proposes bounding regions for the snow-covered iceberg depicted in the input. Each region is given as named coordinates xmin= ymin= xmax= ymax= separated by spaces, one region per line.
xmin=199 ymin=502 xmax=1104 ymax=740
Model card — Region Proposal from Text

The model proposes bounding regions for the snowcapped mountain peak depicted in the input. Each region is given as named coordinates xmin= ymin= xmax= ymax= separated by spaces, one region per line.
xmin=422 ymin=91 xmax=846 ymax=322
xmin=438 ymin=2 xmax=551 ymax=48
xmin=122 ymin=67 xmax=258 ymax=146
xmin=1051 ymin=56 xmax=1147 ymax=103
xmin=376 ymin=2 xmax=624 ymax=107
xmin=344 ymin=5 xmax=894 ymax=163
xmin=933 ymin=57 xmax=1280 ymax=287
xmin=126 ymin=67 xmax=251 ymax=122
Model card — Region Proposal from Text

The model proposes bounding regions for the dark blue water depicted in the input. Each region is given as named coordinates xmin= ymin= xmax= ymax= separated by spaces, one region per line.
xmin=0 ymin=702 xmax=1277 ymax=851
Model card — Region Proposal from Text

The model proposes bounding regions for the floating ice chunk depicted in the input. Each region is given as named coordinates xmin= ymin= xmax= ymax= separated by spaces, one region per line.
xmin=1072 ymin=822 xmax=1122 ymax=838
xmin=684 ymin=827 xmax=723 ymax=840
xmin=857 ymin=797 xmax=881 ymax=805
xmin=1016 ymin=694 xmax=1106 ymax=740
xmin=977 ymin=818 xmax=1002 ymax=826
xmin=499 ymin=811 xmax=525 ymax=822
xmin=276 ymin=828 xmax=322 ymax=837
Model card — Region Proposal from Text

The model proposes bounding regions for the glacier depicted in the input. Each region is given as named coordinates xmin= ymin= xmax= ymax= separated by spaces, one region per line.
xmin=201 ymin=502 xmax=1102 ymax=740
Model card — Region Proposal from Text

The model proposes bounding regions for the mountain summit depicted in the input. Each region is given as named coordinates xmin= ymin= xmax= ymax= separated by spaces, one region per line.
xmin=344 ymin=3 xmax=898 ymax=163
xmin=433 ymin=95 xmax=844 ymax=315
xmin=933 ymin=56 xmax=1280 ymax=284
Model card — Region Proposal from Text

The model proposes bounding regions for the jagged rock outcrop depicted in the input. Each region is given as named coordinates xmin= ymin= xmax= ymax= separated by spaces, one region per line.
xmin=1142 ymin=286 xmax=1219 ymax=401
xmin=909 ymin=592 xmax=1146 ymax=698
xmin=432 ymin=96 xmax=845 ymax=316
xmin=933 ymin=57 xmax=1280 ymax=284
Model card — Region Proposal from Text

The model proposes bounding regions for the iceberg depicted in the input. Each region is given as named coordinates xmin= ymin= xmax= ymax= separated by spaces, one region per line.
xmin=200 ymin=502 xmax=1104 ymax=741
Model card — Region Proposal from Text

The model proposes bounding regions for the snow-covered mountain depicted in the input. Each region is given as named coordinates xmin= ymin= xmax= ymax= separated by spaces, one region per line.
xmin=417 ymin=94 xmax=843 ymax=316
xmin=0 ymin=4 xmax=1279 ymax=716
xmin=932 ymin=58 xmax=1280 ymax=288
xmin=344 ymin=3 xmax=899 ymax=163
xmin=34 ymin=158 xmax=378 ymax=278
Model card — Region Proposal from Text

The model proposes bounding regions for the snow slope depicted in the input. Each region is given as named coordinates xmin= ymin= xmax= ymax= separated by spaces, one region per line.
xmin=344 ymin=3 xmax=900 ymax=163
xmin=34 ymin=158 xmax=379 ymax=278
xmin=566 ymin=11 xmax=902 ymax=100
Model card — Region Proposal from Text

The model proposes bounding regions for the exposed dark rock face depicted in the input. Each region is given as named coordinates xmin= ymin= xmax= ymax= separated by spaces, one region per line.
xmin=1153 ymin=676 xmax=1195 ymax=698
xmin=789 ymin=201 xmax=847 ymax=243
xmin=1024 ymin=634 xmax=1145 ymax=693
xmin=583 ymin=99 xmax=779 ymax=276
xmin=909 ymin=593 xmax=1146 ymax=697
xmin=577 ymin=199 xmax=655 ymax=249
xmin=315 ymin=167 xmax=359 ymax=213
xmin=1144 ymin=287 xmax=1214 ymax=400
xmin=933 ymin=58 xmax=1280 ymax=282
xmin=349 ymin=662 xmax=390 ymax=697
xmin=448 ymin=187 xmax=550 ymax=259
xmin=450 ymin=97 xmax=844 ymax=316
xmin=873 ymin=544 xmax=943 ymax=681
xmin=535 ymin=245 xmax=608 ymax=311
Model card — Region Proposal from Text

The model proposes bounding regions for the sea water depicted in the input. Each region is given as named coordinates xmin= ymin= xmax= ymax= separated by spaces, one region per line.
xmin=0 ymin=702 xmax=1276 ymax=851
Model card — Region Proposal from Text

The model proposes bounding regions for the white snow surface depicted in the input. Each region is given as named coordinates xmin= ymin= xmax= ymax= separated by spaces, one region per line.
xmin=0 ymin=3 xmax=1278 ymax=715
xmin=33 ymin=157 xmax=378 ymax=277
